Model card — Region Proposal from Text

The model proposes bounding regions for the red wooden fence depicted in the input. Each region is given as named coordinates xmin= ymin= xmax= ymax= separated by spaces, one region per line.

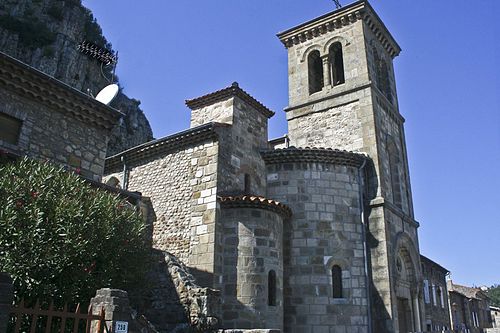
xmin=9 ymin=299 xmax=107 ymax=333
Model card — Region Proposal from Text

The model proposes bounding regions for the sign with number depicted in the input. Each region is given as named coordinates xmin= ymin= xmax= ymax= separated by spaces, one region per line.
xmin=115 ymin=321 xmax=128 ymax=333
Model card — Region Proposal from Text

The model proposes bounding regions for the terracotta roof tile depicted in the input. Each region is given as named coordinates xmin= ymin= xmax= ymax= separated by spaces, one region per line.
xmin=185 ymin=82 xmax=274 ymax=118
xmin=218 ymin=195 xmax=292 ymax=218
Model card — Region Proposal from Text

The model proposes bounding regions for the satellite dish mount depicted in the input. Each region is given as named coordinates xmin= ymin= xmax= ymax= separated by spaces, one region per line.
xmin=77 ymin=41 xmax=120 ymax=105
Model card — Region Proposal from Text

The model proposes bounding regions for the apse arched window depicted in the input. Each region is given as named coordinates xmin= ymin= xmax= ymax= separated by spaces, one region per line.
xmin=328 ymin=42 xmax=345 ymax=86
xmin=308 ymin=50 xmax=324 ymax=94
xmin=332 ymin=265 xmax=343 ymax=298
xmin=268 ymin=270 xmax=277 ymax=306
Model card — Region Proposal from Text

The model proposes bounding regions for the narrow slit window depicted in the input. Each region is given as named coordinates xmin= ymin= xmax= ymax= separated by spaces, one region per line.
xmin=308 ymin=50 xmax=324 ymax=94
xmin=332 ymin=265 xmax=343 ymax=298
xmin=329 ymin=42 xmax=345 ymax=86
xmin=244 ymin=173 xmax=251 ymax=194
xmin=0 ymin=113 xmax=22 ymax=145
xmin=268 ymin=270 xmax=277 ymax=306
xmin=388 ymin=140 xmax=402 ymax=209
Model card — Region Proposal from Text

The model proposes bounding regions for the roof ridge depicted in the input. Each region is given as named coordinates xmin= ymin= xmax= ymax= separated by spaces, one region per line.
xmin=185 ymin=82 xmax=274 ymax=118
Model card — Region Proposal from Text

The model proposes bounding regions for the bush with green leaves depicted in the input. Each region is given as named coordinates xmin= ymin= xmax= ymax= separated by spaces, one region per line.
xmin=0 ymin=158 xmax=149 ymax=304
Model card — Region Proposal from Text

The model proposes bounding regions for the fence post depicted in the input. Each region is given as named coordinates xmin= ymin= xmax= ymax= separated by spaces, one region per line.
xmin=90 ymin=289 xmax=132 ymax=333
xmin=0 ymin=273 xmax=13 ymax=333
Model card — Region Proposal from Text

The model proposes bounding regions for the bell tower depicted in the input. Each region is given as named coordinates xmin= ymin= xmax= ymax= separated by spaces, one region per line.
xmin=278 ymin=1 xmax=424 ymax=332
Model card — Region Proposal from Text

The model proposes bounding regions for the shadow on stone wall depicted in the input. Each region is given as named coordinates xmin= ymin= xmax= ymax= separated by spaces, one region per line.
xmin=363 ymin=159 xmax=393 ymax=332
xmin=136 ymin=250 xmax=221 ymax=333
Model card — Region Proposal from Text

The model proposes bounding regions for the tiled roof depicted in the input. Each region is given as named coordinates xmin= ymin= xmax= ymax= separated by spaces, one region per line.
xmin=218 ymin=195 xmax=292 ymax=219
xmin=105 ymin=123 xmax=228 ymax=173
xmin=448 ymin=282 xmax=489 ymax=300
xmin=185 ymin=82 xmax=274 ymax=119
xmin=261 ymin=147 xmax=367 ymax=168
xmin=0 ymin=51 xmax=123 ymax=130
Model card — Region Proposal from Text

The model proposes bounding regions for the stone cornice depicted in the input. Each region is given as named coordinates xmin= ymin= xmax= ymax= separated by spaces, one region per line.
xmin=277 ymin=0 xmax=401 ymax=58
xmin=261 ymin=147 xmax=367 ymax=168
xmin=185 ymin=82 xmax=274 ymax=119
xmin=218 ymin=195 xmax=292 ymax=219
xmin=105 ymin=122 xmax=228 ymax=174
xmin=0 ymin=51 xmax=123 ymax=130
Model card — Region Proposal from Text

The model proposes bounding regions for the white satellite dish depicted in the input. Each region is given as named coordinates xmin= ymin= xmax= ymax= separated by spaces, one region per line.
xmin=95 ymin=83 xmax=119 ymax=105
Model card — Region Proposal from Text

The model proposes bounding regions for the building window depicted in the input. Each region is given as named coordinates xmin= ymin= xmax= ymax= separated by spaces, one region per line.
xmin=372 ymin=47 xmax=393 ymax=103
xmin=439 ymin=286 xmax=445 ymax=308
xmin=388 ymin=139 xmax=403 ymax=209
xmin=308 ymin=50 xmax=324 ymax=94
xmin=332 ymin=265 xmax=343 ymax=298
xmin=423 ymin=280 xmax=430 ymax=304
xmin=432 ymin=284 xmax=437 ymax=306
xmin=436 ymin=286 xmax=442 ymax=308
xmin=328 ymin=42 xmax=345 ymax=86
xmin=268 ymin=270 xmax=276 ymax=306
xmin=0 ymin=112 xmax=22 ymax=145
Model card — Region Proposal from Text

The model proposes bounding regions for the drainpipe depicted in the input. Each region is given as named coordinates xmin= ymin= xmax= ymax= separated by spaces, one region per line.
xmin=357 ymin=156 xmax=372 ymax=333
xmin=121 ymin=156 xmax=129 ymax=191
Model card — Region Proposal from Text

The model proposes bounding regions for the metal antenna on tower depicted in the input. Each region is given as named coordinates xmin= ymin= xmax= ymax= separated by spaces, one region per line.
xmin=333 ymin=0 xmax=342 ymax=9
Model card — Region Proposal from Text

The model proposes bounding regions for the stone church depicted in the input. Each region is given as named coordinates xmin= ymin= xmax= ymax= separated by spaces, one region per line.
xmin=103 ymin=1 xmax=425 ymax=332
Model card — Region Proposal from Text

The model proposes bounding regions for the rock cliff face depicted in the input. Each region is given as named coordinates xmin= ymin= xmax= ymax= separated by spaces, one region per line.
xmin=0 ymin=0 xmax=153 ymax=156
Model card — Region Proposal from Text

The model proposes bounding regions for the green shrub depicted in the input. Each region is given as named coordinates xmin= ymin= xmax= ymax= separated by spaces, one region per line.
xmin=0 ymin=158 xmax=149 ymax=304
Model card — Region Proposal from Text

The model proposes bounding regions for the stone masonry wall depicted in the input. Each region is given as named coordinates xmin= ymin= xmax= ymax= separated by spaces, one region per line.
xmin=218 ymin=206 xmax=284 ymax=330
xmin=104 ymin=138 xmax=219 ymax=286
xmin=266 ymin=161 xmax=369 ymax=333
xmin=190 ymin=100 xmax=234 ymax=128
xmin=288 ymin=100 xmax=362 ymax=151
xmin=0 ymin=88 xmax=108 ymax=180
xmin=214 ymin=97 xmax=269 ymax=197
xmin=189 ymin=95 xmax=269 ymax=197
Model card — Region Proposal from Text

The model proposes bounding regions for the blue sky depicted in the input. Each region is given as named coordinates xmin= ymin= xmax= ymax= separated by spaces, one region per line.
xmin=81 ymin=0 xmax=500 ymax=287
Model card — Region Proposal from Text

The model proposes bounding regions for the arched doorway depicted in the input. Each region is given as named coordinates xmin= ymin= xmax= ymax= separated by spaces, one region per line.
xmin=394 ymin=234 xmax=422 ymax=333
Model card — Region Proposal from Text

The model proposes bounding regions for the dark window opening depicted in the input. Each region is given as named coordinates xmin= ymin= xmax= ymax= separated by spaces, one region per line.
xmin=388 ymin=140 xmax=402 ymax=209
xmin=380 ymin=60 xmax=393 ymax=103
xmin=308 ymin=50 xmax=324 ymax=95
xmin=332 ymin=265 xmax=343 ymax=298
xmin=328 ymin=42 xmax=345 ymax=86
xmin=244 ymin=173 xmax=251 ymax=194
xmin=0 ymin=113 xmax=22 ymax=145
xmin=268 ymin=270 xmax=277 ymax=306
xmin=436 ymin=287 xmax=442 ymax=308
xmin=373 ymin=47 xmax=392 ymax=103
